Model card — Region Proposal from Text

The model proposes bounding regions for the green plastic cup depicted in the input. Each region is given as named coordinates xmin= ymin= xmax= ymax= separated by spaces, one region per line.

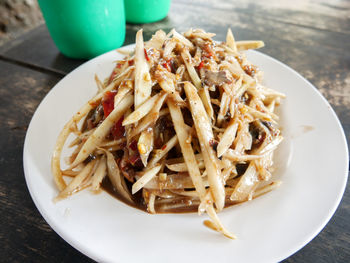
xmin=38 ymin=0 xmax=126 ymax=59
xmin=125 ymin=0 xmax=171 ymax=24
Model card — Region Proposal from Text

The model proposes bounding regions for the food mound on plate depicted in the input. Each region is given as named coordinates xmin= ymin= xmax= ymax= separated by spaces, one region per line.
xmin=52 ymin=28 xmax=285 ymax=238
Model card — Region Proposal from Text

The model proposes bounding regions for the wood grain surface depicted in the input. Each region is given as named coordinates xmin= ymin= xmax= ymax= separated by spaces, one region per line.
xmin=0 ymin=0 xmax=349 ymax=262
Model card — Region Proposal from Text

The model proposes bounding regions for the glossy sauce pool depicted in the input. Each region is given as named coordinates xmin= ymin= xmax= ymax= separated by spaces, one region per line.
xmin=101 ymin=177 xmax=240 ymax=213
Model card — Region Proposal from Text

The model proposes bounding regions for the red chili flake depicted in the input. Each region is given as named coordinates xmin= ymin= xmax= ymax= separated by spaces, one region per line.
xmin=197 ymin=61 xmax=204 ymax=71
xmin=129 ymin=140 xmax=138 ymax=151
xmin=102 ymin=90 xmax=117 ymax=118
xmin=110 ymin=116 xmax=125 ymax=140
xmin=203 ymin=52 xmax=213 ymax=58
xmin=162 ymin=62 xmax=171 ymax=72
xmin=128 ymin=59 xmax=134 ymax=66
xmin=161 ymin=144 xmax=167 ymax=151
xmin=144 ymin=48 xmax=150 ymax=61
xmin=167 ymin=58 xmax=176 ymax=73
xmin=203 ymin=43 xmax=214 ymax=58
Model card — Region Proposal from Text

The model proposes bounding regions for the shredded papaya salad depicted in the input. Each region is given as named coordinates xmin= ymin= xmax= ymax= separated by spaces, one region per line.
xmin=52 ymin=28 xmax=285 ymax=238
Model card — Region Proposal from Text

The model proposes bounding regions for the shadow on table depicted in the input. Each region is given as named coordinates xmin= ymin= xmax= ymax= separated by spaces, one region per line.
xmin=51 ymin=53 xmax=86 ymax=75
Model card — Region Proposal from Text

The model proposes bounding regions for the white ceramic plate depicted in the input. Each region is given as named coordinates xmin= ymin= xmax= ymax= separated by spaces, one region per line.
xmin=23 ymin=45 xmax=348 ymax=263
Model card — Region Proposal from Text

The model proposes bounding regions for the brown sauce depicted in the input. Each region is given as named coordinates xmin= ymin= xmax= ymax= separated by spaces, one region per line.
xmin=101 ymin=177 xmax=147 ymax=212
xmin=101 ymin=177 xmax=240 ymax=214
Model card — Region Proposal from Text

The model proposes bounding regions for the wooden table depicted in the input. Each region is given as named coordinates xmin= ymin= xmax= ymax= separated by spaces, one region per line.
xmin=1 ymin=0 xmax=349 ymax=262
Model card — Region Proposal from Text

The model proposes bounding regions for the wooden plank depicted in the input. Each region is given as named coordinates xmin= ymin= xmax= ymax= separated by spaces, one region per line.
xmin=0 ymin=25 xmax=85 ymax=75
xmin=0 ymin=61 xmax=95 ymax=262
xmin=0 ymin=0 xmax=349 ymax=261
xmin=173 ymin=0 xmax=350 ymax=34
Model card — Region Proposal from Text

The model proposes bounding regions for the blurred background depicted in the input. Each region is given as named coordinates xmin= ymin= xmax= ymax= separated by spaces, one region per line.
xmin=0 ymin=0 xmax=43 ymax=45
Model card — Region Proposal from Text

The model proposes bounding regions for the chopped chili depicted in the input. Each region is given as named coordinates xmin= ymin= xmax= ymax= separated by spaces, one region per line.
xmin=202 ymin=43 xmax=214 ymax=58
xmin=197 ymin=61 xmax=204 ymax=71
xmin=144 ymin=48 xmax=150 ymax=61
xmin=161 ymin=58 xmax=176 ymax=73
xmin=110 ymin=116 xmax=125 ymax=140
xmin=162 ymin=61 xmax=171 ymax=72
xmin=204 ymin=52 xmax=213 ymax=58
xmin=102 ymin=90 xmax=117 ymax=118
